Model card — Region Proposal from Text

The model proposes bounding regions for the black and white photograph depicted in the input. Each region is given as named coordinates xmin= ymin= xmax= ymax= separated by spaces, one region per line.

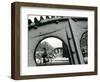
xmin=28 ymin=15 xmax=88 ymax=66
xmin=11 ymin=2 xmax=97 ymax=79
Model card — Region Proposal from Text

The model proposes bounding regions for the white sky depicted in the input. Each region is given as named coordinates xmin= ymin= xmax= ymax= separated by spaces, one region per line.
xmin=28 ymin=15 xmax=50 ymax=22
xmin=42 ymin=37 xmax=62 ymax=48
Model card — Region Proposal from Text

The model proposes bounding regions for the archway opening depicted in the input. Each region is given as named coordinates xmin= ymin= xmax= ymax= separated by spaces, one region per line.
xmin=34 ymin=37 xmax=72 ymax=66
xmin=80 ymin=32 xmax=88 ymax=64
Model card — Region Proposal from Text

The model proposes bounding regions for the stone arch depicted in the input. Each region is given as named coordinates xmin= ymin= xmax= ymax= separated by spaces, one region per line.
xmin=33 ymin=36 xmax=72 ymax=66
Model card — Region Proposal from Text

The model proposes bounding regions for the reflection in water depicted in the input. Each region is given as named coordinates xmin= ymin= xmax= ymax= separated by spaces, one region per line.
xmin=35 ymin=37 xmax=71 ymax=66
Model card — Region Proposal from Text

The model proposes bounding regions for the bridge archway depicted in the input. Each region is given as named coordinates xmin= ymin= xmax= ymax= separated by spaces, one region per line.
xmin=28 ymin=16 xmax=87 ymax=66
xmin=34 ymin=36 xmax=72 ymax=66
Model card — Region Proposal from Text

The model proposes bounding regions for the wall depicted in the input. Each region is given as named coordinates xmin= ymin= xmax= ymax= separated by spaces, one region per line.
xmin=0 ymin=0 xmax=100 ymax=82
xmin=28 ymin=20 xmax=71 ymax=66
xmin=28 ymin=18 xmax=85 ymax=66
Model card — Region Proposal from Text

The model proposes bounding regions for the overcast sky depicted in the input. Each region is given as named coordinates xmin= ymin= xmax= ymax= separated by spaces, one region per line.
xmin=42 ymin=37 xmax=62 ymax=48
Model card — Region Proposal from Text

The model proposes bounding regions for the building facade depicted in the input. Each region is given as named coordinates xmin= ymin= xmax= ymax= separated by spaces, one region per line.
xmin=28 ymin=16 xmax=88 ymax=66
